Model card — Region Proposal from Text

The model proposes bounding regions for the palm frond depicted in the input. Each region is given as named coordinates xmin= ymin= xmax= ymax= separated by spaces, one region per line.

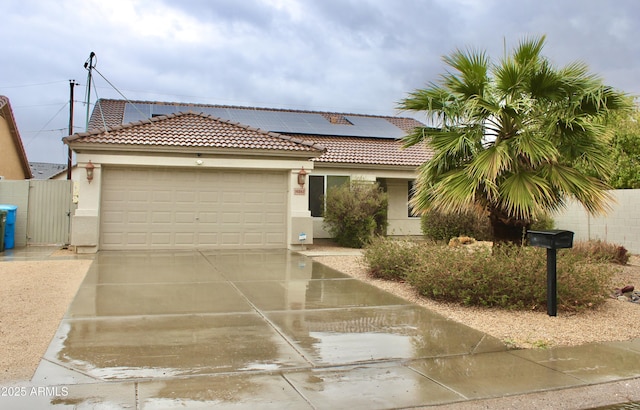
xmin=511 ymin=131 xmax=559 ymax=167
xmin=401 ymin=127 xmax=431 ymax=148
xmin=442 ymin=47 xmax=489 ymax=98
xmin=528 ymin=59 xmax=563 ymax=100
xmin=427 ymin=170 xmax=479 ymax=214
xmin=494 ymin=58 xmax=525 ymax=96
xmin=513 ymin=35 xmax=546 ymax=66
xmin=498 ymin=171 xmax=555 ymax=220
xmin=540 ymin=164 xmax=613 ymax=215
xmin=467 ymin=143 xmax=512 ymax=182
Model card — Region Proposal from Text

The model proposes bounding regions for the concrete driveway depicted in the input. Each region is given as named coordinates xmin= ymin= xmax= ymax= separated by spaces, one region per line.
xmin=10 ymin=249 xmax=640 ymax=408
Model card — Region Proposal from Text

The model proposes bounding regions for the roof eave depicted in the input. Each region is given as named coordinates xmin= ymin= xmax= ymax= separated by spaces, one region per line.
xmin=66 ymin=142 xmax=324 ymax=159
xmin=313 ymin=161 xmax=420 ymax=171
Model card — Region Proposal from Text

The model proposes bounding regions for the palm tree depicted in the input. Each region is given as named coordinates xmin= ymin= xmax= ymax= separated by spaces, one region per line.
xmin=400 ymin=35 xmax=632 ymax=244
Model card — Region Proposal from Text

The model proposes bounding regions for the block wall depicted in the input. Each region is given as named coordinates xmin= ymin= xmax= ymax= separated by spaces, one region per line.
xmin=553 ymin=190 xmax=640 ymax=254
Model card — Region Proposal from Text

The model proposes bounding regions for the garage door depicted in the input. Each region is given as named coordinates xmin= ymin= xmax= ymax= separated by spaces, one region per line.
xmin=100 ymin=167 xmax=287 ymax=250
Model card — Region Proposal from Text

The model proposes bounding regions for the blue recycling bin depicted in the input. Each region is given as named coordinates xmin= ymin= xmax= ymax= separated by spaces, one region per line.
xmin=0 ymin=205 xmax=17 ymax=249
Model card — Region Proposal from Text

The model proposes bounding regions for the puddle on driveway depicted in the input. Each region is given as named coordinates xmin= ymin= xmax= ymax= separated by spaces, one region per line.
xmin=67 ymin=282 xmax=254 ymax=317
xmin=266 ymin=305 xmax=505 ymax=365
xmin=42 ymin=249 xmax=507 ymax=383
xmin=48 ymin=313 xmax=309 ymax=380
xmin=138 ymin=373 xmax=312 ymax=409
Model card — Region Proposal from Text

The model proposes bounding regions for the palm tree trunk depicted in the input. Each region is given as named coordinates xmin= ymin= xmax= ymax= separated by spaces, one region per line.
xmin=489 ymin=210 xmax=529 ymax=245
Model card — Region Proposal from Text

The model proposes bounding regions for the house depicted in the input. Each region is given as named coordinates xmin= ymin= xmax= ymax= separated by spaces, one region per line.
xmin=63 ymin=99 xmax=432 ymax=253
xmin=29 ymin=162 xmax=67 ymax=180
xmin=0 ymin=96 xmax=32 ymax=180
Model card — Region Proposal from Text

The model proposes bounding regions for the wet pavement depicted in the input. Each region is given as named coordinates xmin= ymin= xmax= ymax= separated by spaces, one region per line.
xmin=2 ymin=248 xmax=640 ymax=409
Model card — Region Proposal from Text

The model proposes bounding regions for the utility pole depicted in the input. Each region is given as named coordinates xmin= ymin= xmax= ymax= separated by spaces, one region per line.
xmin=67 ymin=80 xmax=77 ymax=180
xmin=84 ymin=52 xmax=96 ymax=131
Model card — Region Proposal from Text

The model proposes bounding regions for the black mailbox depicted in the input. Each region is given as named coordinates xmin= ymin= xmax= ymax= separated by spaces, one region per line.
xmin=526 ymin=229 xmax=574 ymax=317
xmin=527 ymin=230 xmax=574 ymax=249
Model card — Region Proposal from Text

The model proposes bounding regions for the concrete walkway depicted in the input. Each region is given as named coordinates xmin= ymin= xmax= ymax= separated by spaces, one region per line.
xmin=1 ymin=248 xmax=640 ymax=409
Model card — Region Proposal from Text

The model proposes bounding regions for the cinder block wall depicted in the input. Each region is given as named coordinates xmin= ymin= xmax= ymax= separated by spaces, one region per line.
xmin=553 ymin=190 xmax=640 ymax=254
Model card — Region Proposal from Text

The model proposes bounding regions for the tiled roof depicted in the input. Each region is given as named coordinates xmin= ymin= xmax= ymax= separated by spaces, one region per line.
xmin=81 ymin=99 xmax=432 ymax=167
xmin=87 ymin=99 xmax=426 ymax=133
xmin=301 ymin=135 xmax=432 ymax=167
xmin=29 ymin=162 xmax=67 ymax=179
xmin=88 ymin=99 xmax=126 ymax=130
xmin=65 ymin=111 xmax=325 ymax=153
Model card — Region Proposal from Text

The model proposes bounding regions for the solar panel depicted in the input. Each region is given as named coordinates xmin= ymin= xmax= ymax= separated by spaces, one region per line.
xmin=122 ymin=103 xmax=150 ymax=123
xmin=122 ymin=103 xmax=406 ymax=139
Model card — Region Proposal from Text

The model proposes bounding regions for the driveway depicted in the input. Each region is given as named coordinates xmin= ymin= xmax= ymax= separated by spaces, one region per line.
xmin=15 ymin=249 xmax=640 ymax=408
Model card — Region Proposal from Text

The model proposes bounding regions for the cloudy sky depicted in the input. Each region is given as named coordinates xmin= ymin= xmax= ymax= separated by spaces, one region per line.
xmin=2 ymin=0 xmax=639 ymax=163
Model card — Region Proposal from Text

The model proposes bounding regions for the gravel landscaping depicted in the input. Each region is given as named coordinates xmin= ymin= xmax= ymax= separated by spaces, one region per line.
xmin=308 ymin=243 xmax=640 ymax=350
xmin=0 ymin=257 xmax=90 ymax=383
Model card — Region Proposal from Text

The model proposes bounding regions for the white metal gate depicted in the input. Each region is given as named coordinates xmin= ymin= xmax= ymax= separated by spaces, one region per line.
xmin=27 ymin=180 xmax=74 ymax=245
xmin=0 ymin=180 xmax=74 ymax=246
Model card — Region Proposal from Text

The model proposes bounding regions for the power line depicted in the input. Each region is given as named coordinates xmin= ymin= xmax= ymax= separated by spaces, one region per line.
xmin=22 ymin=102 xmax=69 ymax=148
xmin=0 ymin=80 xmax=69 ymax=89
xmin=13 ymin=100 xmax=84 ymax=109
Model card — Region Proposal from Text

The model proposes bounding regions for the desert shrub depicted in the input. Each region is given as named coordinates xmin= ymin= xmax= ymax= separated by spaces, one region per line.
xmin=362 ymin=236 xmax=417 ymax=281
xmin=420 ymin=209 xmax=492 ymax=242
xmin=323 ymin=181 xmax=388 ymax=248
xmin=362 ymin=239 xmax=616 ymax=312
xmin=421 ymin=209 xmax=554 ymax=243
xmin=529 ymin=213 xmax=555 ymax=231
xmin=569 ymin=240 xmax=629 ymax=265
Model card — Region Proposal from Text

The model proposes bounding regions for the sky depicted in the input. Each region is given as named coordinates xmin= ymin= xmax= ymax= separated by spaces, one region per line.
xmin=2 ymin=0 xmax=639 ymax=164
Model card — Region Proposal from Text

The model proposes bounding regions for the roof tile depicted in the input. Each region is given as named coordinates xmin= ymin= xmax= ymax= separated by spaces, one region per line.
xmin=66 ymin=111 xmax=325 ymax=153
xmin=81 ymin=99 xmax=432 ymax=167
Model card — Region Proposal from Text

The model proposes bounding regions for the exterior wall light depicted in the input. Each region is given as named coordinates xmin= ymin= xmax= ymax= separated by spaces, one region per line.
xmin=85 ymin=160 xmax=95 ymax=183
xmin=297 ymin=167 xmax=307 ymax=186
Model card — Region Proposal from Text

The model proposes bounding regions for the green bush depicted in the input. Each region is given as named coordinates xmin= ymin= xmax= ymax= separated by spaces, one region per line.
xmin=323 ymin=181 xmax=388 ymax=248
xmin=362 ymin=236 xmax=417 ymax=281
xmin=569 ymin=240 xmax=629 ymax=265
xmin=364 ymin=238 xmax=616 ymax=312
xmin=421 ymin=209 xmax=492 ymax=242
xmin=421 ymin=209 xmax=555 ymax=243
xmin=529 ymin=213 xmax=555 ymax=231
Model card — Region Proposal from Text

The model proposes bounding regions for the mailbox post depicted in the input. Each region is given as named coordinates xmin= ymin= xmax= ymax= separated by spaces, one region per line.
xmin=526 ymin=230 xmax=574 ymax=317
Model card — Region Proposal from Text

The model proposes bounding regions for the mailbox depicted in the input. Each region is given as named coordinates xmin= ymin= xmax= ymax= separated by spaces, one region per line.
xmin=526 ymin=229 xmax=574 ymax=317
xmin=527 ymin=230 xmax=574 ymax=250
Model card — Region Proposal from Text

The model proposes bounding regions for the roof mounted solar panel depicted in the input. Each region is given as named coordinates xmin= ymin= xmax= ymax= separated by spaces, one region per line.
xmin=122 ymin=103 xmax=406 ymax=139
xmin=122 ymin=103 xmax=151 ymax=124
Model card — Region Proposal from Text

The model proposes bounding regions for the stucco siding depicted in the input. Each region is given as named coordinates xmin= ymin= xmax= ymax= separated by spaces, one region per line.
xmin=0 ymin=117 xmax=27 ymax=180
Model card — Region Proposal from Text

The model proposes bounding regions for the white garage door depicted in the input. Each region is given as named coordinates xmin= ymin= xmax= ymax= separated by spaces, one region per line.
xmin=100 ymin=167 xmax=287 ymax=250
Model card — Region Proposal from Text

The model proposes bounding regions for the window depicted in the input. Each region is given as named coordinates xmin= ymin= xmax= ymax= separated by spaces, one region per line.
xmin=408 ymin=180 xmax=419 ymax=217
xmin=309 ymin=175 xmax=350 ymax=217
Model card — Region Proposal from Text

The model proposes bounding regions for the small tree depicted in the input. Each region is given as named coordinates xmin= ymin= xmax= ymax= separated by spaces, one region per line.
xmin=323 ymin=181 xmax=388 ymax=248
xmin=399 ymin=35 xmax=632 ymax=244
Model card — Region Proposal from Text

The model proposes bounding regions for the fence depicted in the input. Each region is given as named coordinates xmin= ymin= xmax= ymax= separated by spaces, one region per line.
xmin=0 ymin=180 xmax=74 ymax=247
xmin=553 ymin=189 xmax=640 ymax=254
xmin=0 ymin=181 xmax=637 ymax=252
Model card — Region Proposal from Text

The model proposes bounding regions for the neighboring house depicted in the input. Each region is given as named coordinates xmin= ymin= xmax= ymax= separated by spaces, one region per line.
xmin=63 ymin=99 xmax=432 ymax=253
xmin=0 ymin=96 xmax=32 ymax=180
xmin=30 ymin=162 xmax=67 ymax=180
